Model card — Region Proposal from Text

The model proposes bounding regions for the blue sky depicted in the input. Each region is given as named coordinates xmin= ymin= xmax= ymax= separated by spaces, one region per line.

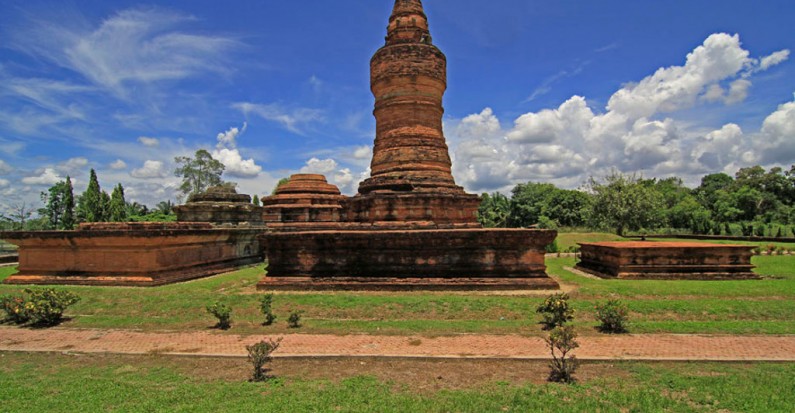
xmin=0 ymin=0 xmax=793 ymax=212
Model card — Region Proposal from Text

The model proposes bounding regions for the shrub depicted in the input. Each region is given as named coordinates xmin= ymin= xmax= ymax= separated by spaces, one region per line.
xmin=1 ymin=295 xmax=30 ymax=324
xmin=2 ymin=289 xmax=81 ymax=327
xmin=206 ymin=301 xmax=232 ymax=330
xmin=595 ymin=299 xmax=629 ymax=333
xmin=766 ymin=244 xmax=777 ymax=255
xmin=545 ymin=238 xmax=559 ymax=254
xmin=246 ymin=338 xmax=282 ymax=382
xmin=259 ymin=294 xmax=276 ymax=326
xmin=546 ymin=325 xmax=579 ymax=383
xmin=536 ymin=293 xmax=573 ymax=330
xmin=287 ymin=311 xmax=302 ymax=328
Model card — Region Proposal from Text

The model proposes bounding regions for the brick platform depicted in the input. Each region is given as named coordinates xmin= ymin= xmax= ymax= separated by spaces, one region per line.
xmin=576 ymin=241 xmax=758 ymax=280
xmin=1 ymin=223 xmax=263 ymax=286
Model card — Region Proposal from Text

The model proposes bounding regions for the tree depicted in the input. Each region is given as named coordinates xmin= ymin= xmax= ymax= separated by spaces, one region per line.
xmin=252 ymin=195 xmax=261 ymax=207
xmin=108 ymin=184 xmax=127 ymax=222
xmin=100 ymin=191 xmax=111 ymax=222
xmin=587 ymin=171 xmax=665 ymax=236
xmin=509 ymin=182 xmax=557 ymax=227
xmin=39 ymin=176 xmax=76 ymax=230
xmin=155 ymin=200 xmax=174 ymax=215
xmin=0 ymin=202 xmax=35 ymax=230
xmin=271 ymin=177 xmax=290 ymax=195
xmin=77 ymin=169 xmax=104 ymax=223
xmin=477 ymin=192 xmax=510 ymax=228
xmin=174 ymin=149 xmax=225 ymax=197
xmin=544 ymin=189 xmax=591 ymax=228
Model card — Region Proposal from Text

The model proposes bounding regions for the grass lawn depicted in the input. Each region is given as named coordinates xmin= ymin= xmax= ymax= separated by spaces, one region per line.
xmin=1 ymin=235 xmax=793 ymax=336
xmin=0 ymin=352 xmax=792 ymax=412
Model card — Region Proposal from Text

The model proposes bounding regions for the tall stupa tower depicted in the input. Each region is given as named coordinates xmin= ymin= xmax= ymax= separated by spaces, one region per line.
xmin=351 ymin=0 xmax=481 ymax=224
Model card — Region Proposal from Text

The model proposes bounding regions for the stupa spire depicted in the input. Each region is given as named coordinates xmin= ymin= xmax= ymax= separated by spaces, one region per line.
xmin=386 ymin=0 xmax=431 ymax=45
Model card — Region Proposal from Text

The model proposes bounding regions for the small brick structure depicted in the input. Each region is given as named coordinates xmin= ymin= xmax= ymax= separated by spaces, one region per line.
xmin=174 ymin=185 xmax=263 ymax=225
xmin=575 ymin=241 xmax=758 ymax=280
xmin=262 ymin=174 xmax=346 ymax=224
xmin=1 ymin=222 xmax=262 ymax=286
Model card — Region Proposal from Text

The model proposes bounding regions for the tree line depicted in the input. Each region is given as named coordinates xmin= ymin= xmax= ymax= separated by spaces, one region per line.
xmin=478 ymin=165 xmax=795 ymax=237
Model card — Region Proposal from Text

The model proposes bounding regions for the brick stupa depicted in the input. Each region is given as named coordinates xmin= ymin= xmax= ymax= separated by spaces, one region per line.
xmin=258 ymin=0 xmax=559 ymax=291
xmin=348 ymin=0 xmax=481 ymax=224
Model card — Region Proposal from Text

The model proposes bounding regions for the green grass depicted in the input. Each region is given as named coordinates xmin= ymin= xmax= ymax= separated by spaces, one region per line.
xmin=1 ymin=234 xmax=794 ymax=336
xmin=0 ymin=353 xmax=792 ymax=412
xmin=555 ymin=232 xmax=628 ymax=251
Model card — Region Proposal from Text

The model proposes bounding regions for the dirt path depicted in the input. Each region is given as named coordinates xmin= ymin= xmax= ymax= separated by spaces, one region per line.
xmin=1 ymin=326 xmax=793 ymax=361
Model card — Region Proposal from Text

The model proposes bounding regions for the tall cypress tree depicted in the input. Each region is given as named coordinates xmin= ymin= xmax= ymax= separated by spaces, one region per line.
xmin=109 ymin=183 xmax=127 ymax=222
xmin=78 ymin=169 xmax=103 ymax=223
xmin=252 ymin=194 xmax=260 ymax=206
xmin=62 ymin=176 xmax=75 ymax=229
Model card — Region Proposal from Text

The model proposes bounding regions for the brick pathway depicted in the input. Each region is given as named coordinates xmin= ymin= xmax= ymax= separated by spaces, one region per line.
xmin=1 ymin=327 xmax=794 ymax=361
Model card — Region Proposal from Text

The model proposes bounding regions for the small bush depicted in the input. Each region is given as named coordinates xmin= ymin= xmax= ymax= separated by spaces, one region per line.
xmin=536 ymin=293 xmax=573 ymax=330
xmin=206 ymin=301 xmax=232 ymax=330
xmin=546 ymin=325 xmax=579 ymax=383
xmin=1 ymin=295 xmax=30 ymax=324
xmin=287 ymin=311 xmax=302 ymax=328
xmin=246 ymin=337 xmax=282 ymax=382
xmin=259 ymin=294 xmax=276 ymax=326
xmin=595 ymin=299 xmax=629 ymax=334
xmin=23 ymin=289 xmax=81 ymax=327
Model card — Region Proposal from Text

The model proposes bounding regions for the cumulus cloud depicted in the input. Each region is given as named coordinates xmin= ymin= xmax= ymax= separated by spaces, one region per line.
xmin=211 ymin=123 xmax=262 ymax=178
xmin=353 ymin=146 xmax=372 ymax=160
xmin=137 ymin=137 xmax=160 ymax=147
xmin=0 ymin=178 xmax=9 ymax=188
xmin=55 ymin=157 xmax=88 ymax=174
xmin=131 ymin=160 xmax=166 ymax=179
xmin=300 ymin=158 xmax=339 ymax=175
xmin=109 ymin=159 xmax=127 ymax=170
xmin=22 ymin=167 xmax=61 ymax=185
xmin=447 ymin=33 xmax=791 ymax=192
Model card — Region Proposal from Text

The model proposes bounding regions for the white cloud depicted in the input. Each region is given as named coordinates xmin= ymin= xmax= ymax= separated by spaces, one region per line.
xmin=0 ymin=160 xmax=13 ymax=175
xmin=758 ymin=49 xmax=790 ymax=72
xmin=56 ymin=157 xmax=88 ymax=174
xmin=353 ymin=146 xmax=372 ymax=160
xmin=138 ymin=137 xmax=160 ymax=147
xmin=233 ymin=102 xmax=324 ymax=134
xmin=446 ymin=33 xmax=791 ymax=192
xmin=300 ymin=158 xmax=338 ymax=175
xmin=211 ymin=123 xmax=261 ymax=178
xmin=10 ymin=8 xmax=240 ymax=99
xmin=0 ymin=178 xmax=9 ymax=188
xmin=22 ymin=167 xmax=62 ymax=185
xmin=131 ymin=160 xmax=167 ymax=179
xmin=110 ymin=159 xmax=127 ymax=170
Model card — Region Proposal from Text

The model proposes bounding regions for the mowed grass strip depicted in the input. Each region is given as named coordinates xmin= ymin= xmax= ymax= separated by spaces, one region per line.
xmin=0 ymin=352 xmax=792 ymax=412
xmin=0 ymin=235 xmax=793 ymax=335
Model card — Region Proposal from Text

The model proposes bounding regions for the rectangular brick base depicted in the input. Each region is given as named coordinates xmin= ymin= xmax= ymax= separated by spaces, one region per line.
xmin=1 ymin=223 xmax=263 ymax=287
xmin=575 ymin=241 xmax=758 ymax=280
xmin=258 ymin=228 xmax=559 ymax=291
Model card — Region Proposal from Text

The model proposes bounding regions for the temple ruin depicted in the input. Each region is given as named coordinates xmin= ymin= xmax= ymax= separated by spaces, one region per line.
xmin=1 ymin=0 xmax=560 ymax=290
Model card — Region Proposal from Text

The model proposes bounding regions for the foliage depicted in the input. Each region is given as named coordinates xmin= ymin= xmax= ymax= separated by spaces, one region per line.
xmin=77 ymin=169 xmax=105 ymax=223
xmin=206 ymin=301 xmax=232 ymax=330
xmin=536 ymin=293 xmax=573 ymax=329
xmin=508 ymin=183 xmax=590 ymax=228
xmin=477 ymin=192 xmax=510 ymax=228
xmin=587 ymin=171 xmax=665 ymax=236
xmin=545 ymin=325 xmax=579 ymax=383
xmin=1 ymin=289 xmax=80 ymax=326
xmin=0 ymin=294 xmax=29 ymax=324
xmin=287 ymin=310 xmax=302 ymax=328
xmin=155 ymin=201 xmax=175 ymax=215
xmin=259 ymin=294 xmax=276 ymax=326
xmin=39 ymin=176 xmax=76 ymax=230
xmin=272 ymin=177 xmax=290 ymax=195
xmin=595 ymin=299 xmax=630 ymax=333
xmin=246 ymin=338 xmax=282 ymax=382
xmin=108 ymin=184 xmax=127 ymax=222
xmin=252 ymin=195 xmax=261 ymax=207
xmin=174 ymin=149 xmax=226 ymax=197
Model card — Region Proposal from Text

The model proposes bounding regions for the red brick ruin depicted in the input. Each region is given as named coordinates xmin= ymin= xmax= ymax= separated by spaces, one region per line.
xmin=257 ymin=0 xmax=558 ymax=290
xmin=576 ymin=242 xmax=757 ymax=280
